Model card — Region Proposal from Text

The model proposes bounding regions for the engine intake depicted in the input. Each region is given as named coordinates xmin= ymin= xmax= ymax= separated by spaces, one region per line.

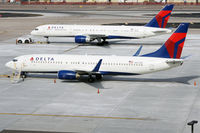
xmin=75 ymin=35 xmax=90 ymax=43
xmin=58 ymin=70 xmax=80 ymax=80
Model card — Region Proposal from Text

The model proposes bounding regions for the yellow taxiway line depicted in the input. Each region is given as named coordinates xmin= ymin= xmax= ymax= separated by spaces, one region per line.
xmin=0 ymin=113 xmax=155 ymax=121
xmin=0 ymin=75 xmax=10 ymax=78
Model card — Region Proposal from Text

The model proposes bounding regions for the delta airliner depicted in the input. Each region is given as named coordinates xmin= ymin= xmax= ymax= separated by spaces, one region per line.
xmin=6 ymin=23 xmax=189 ymax=82
xmin=30 ymin=4 xmax=174 ymax=44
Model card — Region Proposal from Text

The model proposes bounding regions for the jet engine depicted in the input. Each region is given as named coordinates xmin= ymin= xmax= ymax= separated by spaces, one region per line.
xmin=75 ymin=35 xmax=90 ymax=43
xmin=58 ymin=70 xmax=80 ymax=80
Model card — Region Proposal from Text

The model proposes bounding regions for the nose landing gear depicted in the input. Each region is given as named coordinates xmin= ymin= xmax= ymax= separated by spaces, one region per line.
xmin=20 ymin=72 xmax=27 ymax=81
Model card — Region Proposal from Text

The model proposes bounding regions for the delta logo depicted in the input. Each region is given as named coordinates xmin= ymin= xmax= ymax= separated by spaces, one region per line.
xmin=47 ymin=26 xmax=64 ymax=30
xmin=30 ymin=57 xmax=54 ymax=61
xmin=129 ymin=60 xmax=133 ymax=64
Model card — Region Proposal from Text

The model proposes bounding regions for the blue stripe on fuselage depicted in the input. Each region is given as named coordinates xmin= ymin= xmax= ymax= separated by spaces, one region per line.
xmin=100 ymin=71 xmax=140 ymax=75
xmin=107 ymin=36 xmax=138 ymax=39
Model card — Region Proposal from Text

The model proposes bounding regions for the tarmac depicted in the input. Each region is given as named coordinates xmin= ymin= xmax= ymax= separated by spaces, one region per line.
xmin=0 ymin=6 xmax=200 ymax=133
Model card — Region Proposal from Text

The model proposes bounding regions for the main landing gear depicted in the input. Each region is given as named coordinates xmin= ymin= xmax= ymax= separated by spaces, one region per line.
xmin=96 ymin=74 xmax=102 ymax=80
xmin=97 ymin=38 xmax=109 ymax=45
xmin=88 ymin=74 xmax=102 ymax=83
xmin=88 ymin=75 xmax=94 ymax=83
xmin=102 ymin=39 xmax=109 ymax=45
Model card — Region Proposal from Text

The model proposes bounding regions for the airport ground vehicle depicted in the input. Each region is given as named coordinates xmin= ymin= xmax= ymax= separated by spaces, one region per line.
xmin=16 ymin=37 xmax=33 ymax=44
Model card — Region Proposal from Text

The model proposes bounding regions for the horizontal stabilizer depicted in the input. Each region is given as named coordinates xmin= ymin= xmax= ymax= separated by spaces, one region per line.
xmin=181 ymin=55 xmax=191 ymax=59
xmin=165 ymin=60 xmax=183 ymax=65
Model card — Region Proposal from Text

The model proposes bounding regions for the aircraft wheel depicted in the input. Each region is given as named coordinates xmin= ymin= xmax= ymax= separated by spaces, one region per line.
xmin=97 ymin=42 xmax=104 ymax=46
xmin=88 ymin=78 xmax=94 ymax=83
xmin=88 ymin=75 xmax=95 ymax=83
xmin=103 ymin=41 xmax=109 ymax=44
xmin=17 ymin=40 xmax=23 ymax=44
xmin=21 ymin=72 xmax=27 ymax=78
xmin=96 ymin=75 xmax=102 ymax=80
xmin=25 ymin=40 xmax=30 ymax=44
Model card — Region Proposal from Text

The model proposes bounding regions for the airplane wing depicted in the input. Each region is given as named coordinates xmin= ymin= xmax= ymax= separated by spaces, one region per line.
xmin=88 ymin=34 xmax=107 ymax=39
xmin=76 ymin=34 xmax=139 ymax=44
xmin=75 ymin=59 xmax=103 ymax=75
xmin=84 ymin=34 xmax=137 ymax=42
xmin=88 ymin=34 xmax=137 ymax=39
xmin=88 ymin=35 xmax=107 ymax=43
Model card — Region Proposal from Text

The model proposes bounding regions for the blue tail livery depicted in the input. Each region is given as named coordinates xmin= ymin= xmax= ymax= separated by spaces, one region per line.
xmin=145 ymin=4 xmax=174 ymax=28
xmin=142 ymin=23 xmax=189 ymax=59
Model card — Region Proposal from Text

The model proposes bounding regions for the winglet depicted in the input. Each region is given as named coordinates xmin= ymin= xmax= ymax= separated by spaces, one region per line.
xmin=145 ymin=4 xmax=174 ymax=28
xmin=92 ymin=59 xmax=102 ymax=72
xmin=133 ymin=46 xmax=143 ymax=56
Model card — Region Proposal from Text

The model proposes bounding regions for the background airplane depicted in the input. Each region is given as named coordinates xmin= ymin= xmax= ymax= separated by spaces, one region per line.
xmin=31 ymin=4 xmax=174 ymax=45
xmin=6 ymin=23 xmax=189 ymax=82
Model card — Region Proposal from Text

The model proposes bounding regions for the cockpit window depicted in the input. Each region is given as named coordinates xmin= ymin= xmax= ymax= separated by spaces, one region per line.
xmin=35 ymin=28 xmax=39 ymax=31
xmin=13 ymin=59 xmax=18 ymax=62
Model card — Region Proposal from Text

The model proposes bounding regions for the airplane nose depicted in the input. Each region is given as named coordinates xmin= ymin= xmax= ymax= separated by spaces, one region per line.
xmin=5 ymin=61 xmax=13 ymax=69
xmin=30 ymin=30 xmax=35 ymax=35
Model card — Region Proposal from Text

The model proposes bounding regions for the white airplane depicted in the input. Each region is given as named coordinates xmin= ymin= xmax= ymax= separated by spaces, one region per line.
xmin=6 ymin=23 xmax=189 ymax=82
xmin=31 ymin=4 xmax=174 ymax=44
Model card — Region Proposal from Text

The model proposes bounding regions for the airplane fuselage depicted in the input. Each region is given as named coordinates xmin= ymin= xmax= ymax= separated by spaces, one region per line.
xmin=6 ymin=54 xmax=183 ymax=75
xmin=31 ymin=25 xmax=172 ymax=39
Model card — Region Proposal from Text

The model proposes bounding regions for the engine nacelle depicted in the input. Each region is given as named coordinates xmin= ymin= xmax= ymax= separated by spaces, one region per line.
xmin=58 ymin=70 xmax=80 ymax=80
xmin=75 ymin=35 xmax=90 ymax=43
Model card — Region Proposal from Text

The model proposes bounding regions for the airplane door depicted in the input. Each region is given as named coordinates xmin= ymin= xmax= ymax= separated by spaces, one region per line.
xmin=22 ymin=59 xmax=28 ymax=69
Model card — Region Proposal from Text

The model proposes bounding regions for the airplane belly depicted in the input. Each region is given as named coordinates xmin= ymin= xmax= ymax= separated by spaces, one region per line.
xmin=125 ymin=61 xmax=171 ymax=74
xmin=145 ymin=62 xmax=172 ymax=73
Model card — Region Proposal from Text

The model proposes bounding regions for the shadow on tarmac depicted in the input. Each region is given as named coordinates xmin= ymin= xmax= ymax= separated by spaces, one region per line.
xmin=47 ymin=40 xmax=163 ymax=46
xmin=102 ymin=75 xmax=199 ymax=85
xmin=26 ymin=74 xmax=199 ymax=89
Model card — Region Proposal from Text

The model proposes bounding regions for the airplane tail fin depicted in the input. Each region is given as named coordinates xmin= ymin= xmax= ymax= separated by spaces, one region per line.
xmin=142 ymin=23 xmax=189 ymax=59
xmin=145 ymin=4 xmax=174 ymax=28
